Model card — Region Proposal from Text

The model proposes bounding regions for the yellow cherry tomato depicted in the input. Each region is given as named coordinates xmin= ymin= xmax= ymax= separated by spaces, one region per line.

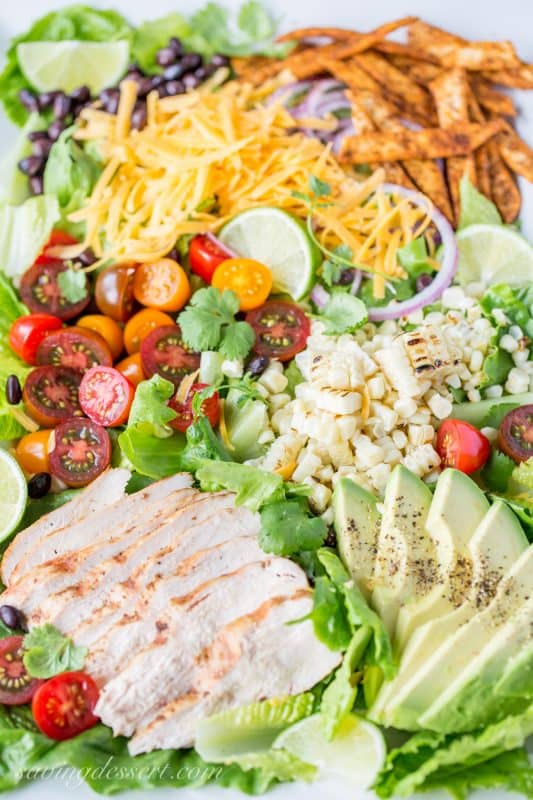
xmin=123 ymin=308 xmax=175 ymax=354
xmin=133 ymin=258 xmax=191 ymax=312
xmin=115 ymin=352 xmax=146 ymax=387
xmin=15 ymin=429 xmax=53 ymax=474
xmin=211 ymin=258 xmax=272 ymax=311
xmin=77 ymin=314 xmax=124 ymax=361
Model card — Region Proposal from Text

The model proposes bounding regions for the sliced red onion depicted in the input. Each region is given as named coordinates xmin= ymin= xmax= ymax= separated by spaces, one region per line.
xmin=299 ymin=79 xmax=345 ymax=116
xmin=350 ymin=270 xmax=362 ymax=295
xmin=314 ymin=93 xmax=350 ymax=117
xmin=367 ymin=183 xmax=458 ymax=321
xmin=310 ymin=284 xmax=330 ymax=309
xmin=205 ymin=231 xmax=238 ymax=259
xmin=266 ymin=81 xmax=313 ymax=108
xmin=332 ymin=123 xmax=355 ymax=154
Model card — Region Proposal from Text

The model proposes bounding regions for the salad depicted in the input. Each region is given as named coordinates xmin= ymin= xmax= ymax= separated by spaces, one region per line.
xmin=0 ymin=3 xmax=532 ymax=798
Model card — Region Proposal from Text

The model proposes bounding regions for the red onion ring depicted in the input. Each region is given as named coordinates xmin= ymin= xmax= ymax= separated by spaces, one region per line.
xmin=205 ymin=231 xmax=238 ymax=259
xmin=350 ymin=270 xmax=362 ymax=295
xmin=310 ymin=284 xmax=330 ymax=309
xmin=367 ymin=183 xmax=458 ymax=321
xmin=298 ymin=79 xmax=345 ymax=116
xmin=266 ymin=81 xmax=314 ymax=108
xmin=332 ymin=123 xmax=355 ymax=154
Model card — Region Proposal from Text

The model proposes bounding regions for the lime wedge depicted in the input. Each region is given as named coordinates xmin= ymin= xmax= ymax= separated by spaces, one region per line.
xmin=273 ymin=713 xmax=385 ymax=788
xmin=0 ymin=449 xmax=27 ymax=541
xmin=17 ymin=40 xmax=129 ymax=94
xmin=219 ymin=207 xmax=321 ymax=300
xmin=456 ymin=224 xmax=533 ymax=287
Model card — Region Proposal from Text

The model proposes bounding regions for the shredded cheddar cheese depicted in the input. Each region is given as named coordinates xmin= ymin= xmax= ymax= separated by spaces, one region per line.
xmin=62 ymin=74 xmax=432 ymax=292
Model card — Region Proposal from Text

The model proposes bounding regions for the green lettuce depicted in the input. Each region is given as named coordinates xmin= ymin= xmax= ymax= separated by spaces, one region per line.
xmin=0 ymin=195 xmax=59 ymax=280
xmin=0 ymin=5 xmax=131 ymax=125
xmin=195 ymin=460 xmax=283 ymax=510
xmin=321 ymin=626 xmax=371 ymax=739
xmin=397 ymin=237 xmax=435 ymax=279
xmin=132 ymin=13 xmax=192 ymax=73
xmin=127 ymin=375 xmax=177 ymax=433
xmin=0 ymin=113 xmax=44 ymax=205
xmin=0 ymin=273 xmax=31 ymax=440
xmin=458 ymin=177 xmax=502 ymax=229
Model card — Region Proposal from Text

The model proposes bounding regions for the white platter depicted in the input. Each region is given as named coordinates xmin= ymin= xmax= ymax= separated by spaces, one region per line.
xmin=1 ymin=1 xmax=531 ymax=798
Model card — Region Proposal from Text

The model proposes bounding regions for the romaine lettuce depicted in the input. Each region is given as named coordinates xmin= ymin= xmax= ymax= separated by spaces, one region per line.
xmin=0 ymin=195 xmax=59 ymax=281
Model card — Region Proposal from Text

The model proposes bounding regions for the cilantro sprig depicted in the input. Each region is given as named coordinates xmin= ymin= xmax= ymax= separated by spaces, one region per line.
xmin=178 ymin=287 xmax=255 ymax=360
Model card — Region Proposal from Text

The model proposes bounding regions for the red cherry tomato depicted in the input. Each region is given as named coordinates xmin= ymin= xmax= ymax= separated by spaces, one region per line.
xmin=79 ymin=367 xmax=135 ymax=428
xmin=140 ymin=325 xmax=200 ymax=387
xmin=189 ymin=235 xmax=229 ymax=283
xmin=32 ymin=671 xmax=100 ymax=741
xmin=20 ymin=260 xmax=90 ymax=321
xmin=498 ymin=405 xmax=533 ymax=464
xmin=246 ymin=300 xmax=310 ymax=362
xmin=169 ymin=382 xmax=220 ymax=432
xmin=36 ymin=327 xmax=113 ymax=372
xmin=35 ymin=230 xmax=79 ymax=264
xmin=23 ymin=366 xmax=83 ymax=427
xmin=9 ymin=314 xmax=63 ymax=365
xmin=49 ymin=418 xmax=111 ymax=487
xmin=436 ymin=419 xmax=491 ymax=475
xmin=0 ymin=637 xmax=43 ymax=705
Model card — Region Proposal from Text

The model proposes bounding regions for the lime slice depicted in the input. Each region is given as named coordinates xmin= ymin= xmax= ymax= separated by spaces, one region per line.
xmin=0 ymin=449 xmax=27 ymax=541
xmin=456 ymin=224 xmax=533 ymax=287
xmin=273 ymin=713 xmax=385 ymax=788
xmin=17 ymin=40 xmax=129 ymax=94
xmin=219 ymin=207 xmax=322 ymax=300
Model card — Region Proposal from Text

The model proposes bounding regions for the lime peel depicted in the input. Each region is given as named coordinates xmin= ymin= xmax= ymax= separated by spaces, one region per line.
xmin=0 ymin=449 xmax=28 ymax=541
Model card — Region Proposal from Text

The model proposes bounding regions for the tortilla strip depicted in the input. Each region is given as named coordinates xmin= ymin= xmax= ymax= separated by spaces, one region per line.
xmin=385 ymin=56 xmax=441 ymax=86
xmin=407 ymin=21 xmax=520 ymax=71
xmin=497 ymin=125 xmax=533 ymax=183
xmin=374 ymin=40 xmax=440 ymax=64
xmin=339 ymin=120 xmax=504 ymax=164
xmin=276 ymin=27 xmax=355 ymax=43
xmin=482 ymin=64 xmax=533 ymax=90
xmin=486 ymin=139 xmax=521 ymax=223
xmin=353 ymin=51 xmax=436 ymax=123
xmin=470 ymin=78 xmax=516 ymax=118
xmin=467 ymin=90 xmax=493 ymax=201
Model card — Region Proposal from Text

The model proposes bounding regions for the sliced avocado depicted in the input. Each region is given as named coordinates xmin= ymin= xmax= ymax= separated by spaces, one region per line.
xmin=394 ymin=469 xmax=489 ymax=652
xmin=223 ymin=389 xmax=269 ymax=462
xmin=333 ymin=478 xmax=380 ymax=598
xmin=371 ymin=465 xmax=434 ymax=637
xmin=380 ymin=506 xmax=530 ymax=731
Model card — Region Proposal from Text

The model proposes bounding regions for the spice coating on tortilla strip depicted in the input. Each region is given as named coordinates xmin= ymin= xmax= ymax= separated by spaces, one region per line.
xmin=467 ymin=90 xmax=494 ymax=203
xmin=340 ymin=121 xmax=504 ymax=165
xmin=497 ymin=126 xmax=533 ymax=183
xmin=482 ymin=64 xmax=533 ymax=90
xmin=486 ymin=139 xmax=521 ymax=223
xmin=407 ymin=20 xmax=520 ymax=71
xmin=470 ymin=78 xmax=516 ymax=118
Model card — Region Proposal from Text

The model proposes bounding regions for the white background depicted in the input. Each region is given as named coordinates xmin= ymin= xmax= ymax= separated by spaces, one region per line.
xmin=0 ymin=1 xmax=531 ymax=798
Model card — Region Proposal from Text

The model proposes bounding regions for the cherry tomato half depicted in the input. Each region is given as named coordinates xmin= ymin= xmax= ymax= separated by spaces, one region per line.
xmin=32 ymin=671 xmax=99 ymax=741
xmin=36 ymin=327 xmax=113 ymax=372
xmin=211 ymin=258 xmax=272 ymax=311
xmin=246 ymin=301 xmax=310 ymax=362
xmin=35 ymin=230 xmax=79 ymax=264
xmin=140 ymin=325 xmax=200 ymax=387
xmin=123 ymin=309 xmax=175 ymax=355
xmin=115 ymin=352 xmax=145 ymax=387
xmin=95 ymin=264 xmax=136 ymax=322
xmin=15 ymin=429 xmax=54 ymax=474
xmin=20 ymin=260 xmax=90 ymax=321
xmin=189 ymin=235 xmax=229 ymax=283
xmin=23 ymin=367 xmax=83 ymax=427
xmin=169 ymin=383 xmax=220 ymax=432
xmin=79 ymin=367 xmax=135 ymax=428
xmin=77 ymin=315 xmax=124 ymax=361
xmin=9 ymin=314 xmax=63 ymax=365
xmin=133 ymin=258 xmax=191 ymax=312
xmin=436 ymin=419 xmax=491 ymax=475
xmin=498 ymin=404 xmax=533 ymax=464
xmin=49 ymin=418 xmax=111 ymax=487
xmin=0 ymin=637 xmax=43 ymax=705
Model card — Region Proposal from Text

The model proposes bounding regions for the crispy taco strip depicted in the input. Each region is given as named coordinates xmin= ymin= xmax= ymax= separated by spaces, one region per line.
xmin=374 ymin=40 xmax=440 ymax=64
xmin=339 ymin=120 xmax=504 ymax=164
xmin=497 ymin=123 xmax=533 ymax=183
xmin=385 ymin=56 xmax=441 ymax=86
xmin=486 ymin=139 xmax=521 ymax=223
xmin=481 ymin=64 xmax=533 ymax=89
xmin=276 ymin=27 xmax=355 ymax=43
xmin=470 ymin=77 xmax=516 ymax=118
xmin=408 ymin=20 xmax=520 ymax=71
xmin=467 ymin=90 xmax=494 ymax=202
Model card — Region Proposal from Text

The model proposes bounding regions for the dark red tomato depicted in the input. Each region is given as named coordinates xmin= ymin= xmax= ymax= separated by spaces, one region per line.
xmin=20 ymin=260 xmax=90 ymax=321
xmin=498 ymin=405 xmax=533 ymax=464
xmin=169 ymin=382 xmax=220 ymax=432
xmin=436 ymin=419 xmax=491 ymax=475
xmin=35 ymin=231 xmax=79 ymax=264
xmin=246 ymin=300 xmax=310 ymax=362
xmin=49 ymin=418 xmax=111 ymax=487
xmin=32 ymin=671 xmax=99 ymax=741
xmin=189 ymin=235 xmax=229 ymax=283
xmin=23 ymin=366 xmax=83 ymax=427
xmin=140 ymin=325 xmax=200 ymax=387
xmin=79 ymin=367 xmax=135 ymax=428
xmin=0 ymin=637 xmax=43 ymax=705
xmin=8 ymin=314 xmax=63 ymax=365
xmin=94 ymin=264 xmax=137 ymax=322
xmin=36 ymin=327 xmax=113 ymax=372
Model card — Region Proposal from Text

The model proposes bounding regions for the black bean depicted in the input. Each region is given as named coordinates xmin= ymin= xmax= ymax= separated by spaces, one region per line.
xmin=27 ymin=129 xmax=49 ymax=142
xmin=247 ymin=355 xmax=270 ymax=376
xmin=53 ymin=92 xmax=72 ymax=120
xmin=48 ymin=120 xmax=66 ymax=141
xmin=100 ymin=87 xmax=120 ymax=114
xmin=165 ymin=80 xmax=185 ymax=96
xmin=18 ymin=156 xmax=44 ymax=177
xmin=167 ymin=247 xmax=179 ymax=261
xmin=0 ymin=605 xmax=25 ymax=631
xmin=37 ymin=90 xmax=59 ymax=110
xmin=78 ymin=247 xmax=97 ymax=267
xmin=324 ymin=528 xmax=337 ymax=548
xmin=28 ymin=472 xmax=52 ymax=499
xmin=127 ymin=61 xmax=142 ymax=74
xmin=70 ymin=85 xmax=91 ymax=103
xmin=194 ymin=67 xmax=208 ymax=82
xmin=18 ymin=89 xmax=39 ymax=112
xmin=6 ymin=375 xmax=22 ymax=405
xmin=182 ymin=73 xmax=200 ymax=91
xmin=72 ymin=102 xmax=87 ymax=120
xmin=131 ymin=104 xmax=147 ymax=131
xmin=162 ymin=63 xmax=185 ymax=82
xmin=416 ymin=273 xmax=434 ymax=292
xmin=203 ymin=64 xmax=218 ymax=79
xmin=335 ymin=268 xmax=357 ymax=286
xmin=29 ymin=175 xmax=44 ymax=195
xmin=150 ymin=74 xmax=164 ymax=89
xmin=180 ymin=53 xmax=202 ymax=73
xmin=32 ymin=137 xmax=52 ymax=158
xmin=210 ymin=53 xmax=230 ymax=68
xmin=136 ymin=77 xmax=156 ymax=97
xmin=157 ymin=47 xmax=177 ymax=68
xmin=169 ymin=37 xmax=184 ymax=57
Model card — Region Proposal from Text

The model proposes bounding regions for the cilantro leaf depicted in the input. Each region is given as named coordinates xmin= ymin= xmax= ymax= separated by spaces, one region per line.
xmin=259 ymin=499 xmax=327 ymax=555
xmin=317 ymin=292 xmax=368 ymax=335
xmin=219 ymin=320 xmax=255 ymax=360
xmin=512 ymin=459 xmax=533 ymax=490
xmin=178 ymin=287 xmax=254 ymax=359
xmin=309 ymin=175 xmax=331 ymax=198
xmin=481 ymin=402 xmax=522 ymax=429
xmin=23 ymin=624 xmax=87 ymax=678
xmin=56 ymin=266 xmax=88 ymax=304
xmin=481 ymin=450 xmax=515 ymax=492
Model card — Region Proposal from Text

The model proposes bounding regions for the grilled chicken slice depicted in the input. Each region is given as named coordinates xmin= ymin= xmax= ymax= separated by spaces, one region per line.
xmin=95 ymin=558 xmax=311 ymax=736
xmin=129 ymin=590 xmax=340 ymax=753
xmin=1 ymin=468 xmax=130 ymax=584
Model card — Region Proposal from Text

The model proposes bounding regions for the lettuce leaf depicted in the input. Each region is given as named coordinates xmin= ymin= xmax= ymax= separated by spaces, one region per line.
xmin=132 ymin=13 xmax=191 ymax=73
xmin=0 ymin=273 xmax=31 ymax=440
xmin=0 ymin=195 xmax=59 ymax=280
xmin=127 ymin=375 xmax=177 ymax=433
xmin=0 ymin=113 xmax=44 ymax=206
xmin=196 ymin=460 xmax=283 ymax=510
xmin=321 ymin=626 xmax=371 ymax=739
xmin=458 ymin=177 xmax=502 ymax=229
